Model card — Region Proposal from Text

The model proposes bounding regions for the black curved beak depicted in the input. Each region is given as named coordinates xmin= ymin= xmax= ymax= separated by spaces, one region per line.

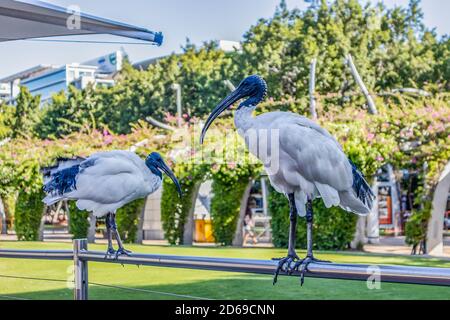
xmin=200 ymin=88 xmax=244 ymax=144
xmin=158 ymin=160 xmax=182 ymax=197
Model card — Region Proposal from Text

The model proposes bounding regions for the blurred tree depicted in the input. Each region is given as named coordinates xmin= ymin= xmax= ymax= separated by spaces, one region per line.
xmin=238 ymin=0 xmax=443 ymax=100
xmin=36 ymin=0 xmax=447 ymax=138
xmin=11 ymin=87 xmax=41 ymax=138
xmin=0 ymin=102 xmax=13 ymax=139
xmin=38 ymin=85 xmax=101 ymax=138
xmin=109 ymin=41 xmax=237 ymax=131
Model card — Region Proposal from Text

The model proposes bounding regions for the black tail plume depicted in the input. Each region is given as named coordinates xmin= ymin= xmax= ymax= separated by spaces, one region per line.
xmin=349 ymin=160 xmax=375 ymax=209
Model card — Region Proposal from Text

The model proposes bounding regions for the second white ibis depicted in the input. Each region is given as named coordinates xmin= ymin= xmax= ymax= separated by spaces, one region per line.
xmin=43 ymin=151 xmax=181 ymax=257
xmin=200 ymin=75 xmax=374 ymax=285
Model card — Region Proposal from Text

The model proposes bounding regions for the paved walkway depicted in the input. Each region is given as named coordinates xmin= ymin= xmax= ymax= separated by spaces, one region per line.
xmin=364 ymin=236 xmax=450 ymax=258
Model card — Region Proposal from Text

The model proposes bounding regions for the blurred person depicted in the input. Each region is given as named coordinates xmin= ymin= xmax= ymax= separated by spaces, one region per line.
xmin=243 ymin=208 xmax=258 ymax=246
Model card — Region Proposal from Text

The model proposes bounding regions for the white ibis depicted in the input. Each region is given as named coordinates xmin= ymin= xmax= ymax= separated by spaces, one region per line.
xmin=200 ymin=75 xmax=374 ymax=285
xmin=43 ymin=151 xmax=181 ymax=257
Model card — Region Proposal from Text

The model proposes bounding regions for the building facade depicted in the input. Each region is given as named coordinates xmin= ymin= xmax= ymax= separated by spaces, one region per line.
xmin=0 ymin=51 xmax=124 ymax=104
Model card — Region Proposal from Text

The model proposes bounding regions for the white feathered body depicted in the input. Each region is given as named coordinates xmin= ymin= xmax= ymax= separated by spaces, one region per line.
xmin=235 ymin=106 xmax=373 ymax=216
xmin=43 ymin=151 xmax=161 ymax=217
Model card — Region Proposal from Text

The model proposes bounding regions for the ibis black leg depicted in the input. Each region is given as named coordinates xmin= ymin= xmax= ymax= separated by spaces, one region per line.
xmin=110 ymin=213 xmax=132 ymax=259
xmin=104 ymin=213 xmax=116 ymax=258
xmin=273 ymin=193 xmax=300 ymax=285
xmin=294 ymin=199 xmax=331 ymax=286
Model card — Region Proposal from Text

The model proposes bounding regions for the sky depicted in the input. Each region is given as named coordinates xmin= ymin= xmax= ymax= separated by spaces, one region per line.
xmin=0 ymin=0 xmax=449 ymax=79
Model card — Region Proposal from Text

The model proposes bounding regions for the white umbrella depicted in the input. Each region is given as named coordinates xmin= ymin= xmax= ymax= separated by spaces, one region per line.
xmin=0 ymin=0 xmax=163 ymax=45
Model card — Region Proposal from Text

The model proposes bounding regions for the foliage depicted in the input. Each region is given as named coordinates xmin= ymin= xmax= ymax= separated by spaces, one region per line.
xmin=198 ymin=118 xmax=262 ymax=245
xmin=161 ymin=176 xmax=200 ymax=245
xmin=11 ymin=87 xmax=41 ymax=138
xmin=68 ymin=201 xmax=90 ymax=239
xmin=116 ymin=198 xmax=146 ymax=243
xmin=210 ymin=177 xmax=250 ymax=246
xmin=238 ymin=0 xmax=446 ymax=101
xmin=160 ymin=178 xmax=183 ymax=245
xmin=0 ymin=122 xmax=166 ymax=237
xmin=269 ymin=187 xmax=357 ymax=250
xmin=2 ymin=194 xmax=16 ymax=229
xmin=160 ymin=139 xmax=209 ymax=245
xmin=29 ymin=0 xmax=448 ymax=140
xmin=14 ymin=190 xmax=44 ymax=241
xmin=37 ymin=86 xmax=101 ymax=139
xmin=0 ymin=122 xmax=165 ymax=195
xmin=160 ymin=117 xmax=262 ymax=246
xmin=0 ymin=102 xmax=13 ymax=139
xmin=385 ymin=97 xmax=450 ymax=247
xmin=210 ymin=162 xmax=258 ymax=245
xmin=405 ymin=201 xmax=431 ymax=247
xmin=37 ymin=42 xmax=237 ymax=137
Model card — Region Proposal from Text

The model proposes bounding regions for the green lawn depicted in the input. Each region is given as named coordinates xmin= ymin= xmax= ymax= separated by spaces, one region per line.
xmin=0 ymin=241 xmax=449 ymax=300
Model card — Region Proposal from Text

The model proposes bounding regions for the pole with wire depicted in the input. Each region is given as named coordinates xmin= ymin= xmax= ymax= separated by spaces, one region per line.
xmin=74 ymin=239 xmax=88 ymax=300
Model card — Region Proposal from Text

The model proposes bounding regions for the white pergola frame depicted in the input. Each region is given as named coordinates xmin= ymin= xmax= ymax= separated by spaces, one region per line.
xmin=427 ymin=161 xmax=450 ymax=255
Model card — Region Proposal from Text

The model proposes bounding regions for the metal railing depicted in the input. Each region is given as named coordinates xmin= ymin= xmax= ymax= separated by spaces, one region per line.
xmin=1 ymin=239 xmax=449 ymax=300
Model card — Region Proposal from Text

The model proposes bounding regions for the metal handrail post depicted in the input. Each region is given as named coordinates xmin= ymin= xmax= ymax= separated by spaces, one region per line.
xmin=73 ymin=239 xmax=88 ymax=300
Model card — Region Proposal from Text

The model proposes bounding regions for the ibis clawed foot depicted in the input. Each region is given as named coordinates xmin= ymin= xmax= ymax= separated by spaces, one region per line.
xmin=114 ymin=247 xmax=132 ymax=259
xmin=272 ymin=252 xmax=300 ymax=285
xmin=272 ymin=193 xmax=301 ymax=285
xmin=273 ymin=253 xmax=330 ymax=286
xmin=272 ymin=195 xmax=331 ymax=286
xmin=104 ymin=247 xmax=116 ymax=259
xmin=293 ymin=255 xmax=331 ymax=286
xmin=104 ymin=212 xmax=132 ymax=260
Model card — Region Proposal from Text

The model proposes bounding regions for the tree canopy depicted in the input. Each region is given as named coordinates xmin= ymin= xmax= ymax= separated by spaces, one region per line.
xmin=0 ymin=0 xmax=442 ymax=139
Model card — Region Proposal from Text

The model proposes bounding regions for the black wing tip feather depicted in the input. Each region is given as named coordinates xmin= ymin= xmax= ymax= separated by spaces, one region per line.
xmin=349 ymin=160 xmax=375 ymax=209
xmin=43 ymin=165 xmax=80 ymax=196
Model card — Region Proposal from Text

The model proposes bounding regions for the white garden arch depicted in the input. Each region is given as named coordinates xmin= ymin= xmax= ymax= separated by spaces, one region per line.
xmin=427 ymin=161 xmax=450 ymax=255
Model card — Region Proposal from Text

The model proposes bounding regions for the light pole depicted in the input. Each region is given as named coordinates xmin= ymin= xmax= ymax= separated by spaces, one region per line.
xmin=223 ymin=79 xmax=236 ymax=92
xmin=171 ymin=83 xmax=182 ymax=127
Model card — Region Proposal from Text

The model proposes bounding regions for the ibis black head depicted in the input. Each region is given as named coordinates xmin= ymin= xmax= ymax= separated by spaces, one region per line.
xmin=146 ymin=152 xmax=182 ymax=197
xmin=200 ymin=75 xmax=267 ymax=144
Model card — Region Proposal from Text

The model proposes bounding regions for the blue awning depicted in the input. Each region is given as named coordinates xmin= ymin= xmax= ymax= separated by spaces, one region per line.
xmin=0 ymin=0 xmax=163 ymax=45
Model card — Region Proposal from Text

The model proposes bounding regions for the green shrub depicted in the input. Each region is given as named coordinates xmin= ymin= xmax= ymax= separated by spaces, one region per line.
xmin=269 ymin=187 xmax=357 ymax=250
xmin=161 ymin=176 xmax=200 ymax=245
xmin=3 ymin=194 xmax=16 ymax=230
xmin=116 ymin=198 xmax=145 ymax=244
xmin=210 ymin=177 xmax=251 ymax=246
xmin=14 ymin=190 xmax=44 ymax=241
xmin=405 ymin=201 xmax=431 ymax=248
xmin=68 ymin=201 xmax=90 ymax=239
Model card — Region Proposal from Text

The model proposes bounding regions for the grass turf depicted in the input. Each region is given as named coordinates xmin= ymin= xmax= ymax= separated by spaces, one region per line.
xmin=0 ymin=241 xmax=449 ymax=300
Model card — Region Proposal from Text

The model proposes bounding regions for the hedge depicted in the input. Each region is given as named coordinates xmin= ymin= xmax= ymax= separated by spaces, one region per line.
xmin=210 ymin=178 xmax=250 ymax=245
xmin=68 ymin=201 xmax=90 ymax=239
xmin=268 ymin=187 xmax=357 ymax=250
xmin=116 ymin=198 xmax=145 ymax=243
xmin=69 ymin=197 xmax=146 ymax=243
xmin=14 ymin=190 xmax=45 ymax=241
xmin=161 ymin=175 xmax=201 ymax=245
